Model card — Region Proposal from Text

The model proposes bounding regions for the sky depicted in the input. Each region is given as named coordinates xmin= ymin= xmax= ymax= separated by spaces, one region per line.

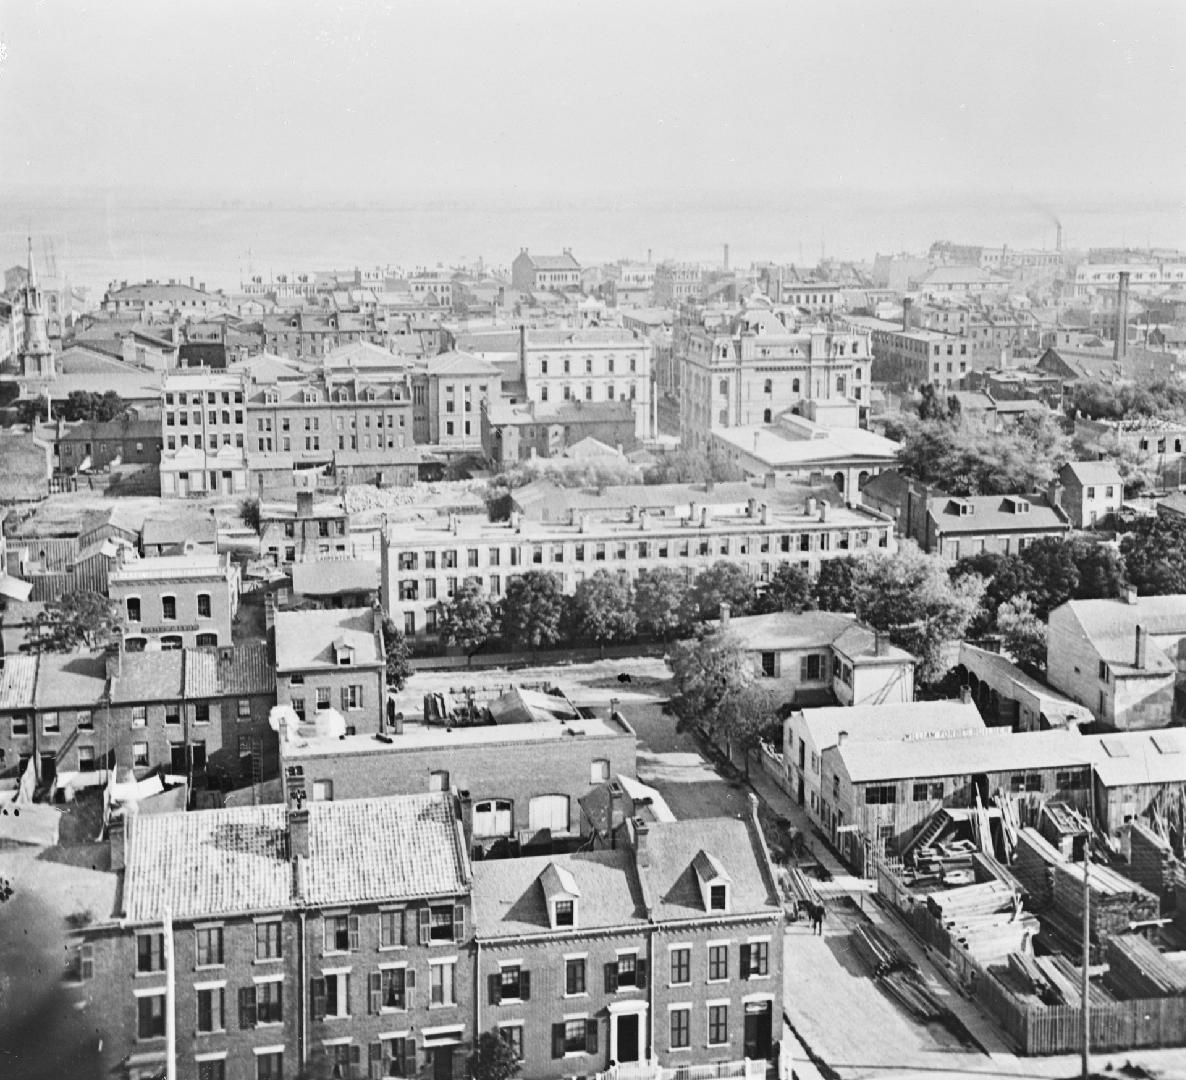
xmin=1 ymin=0 xmax=1184 ymax=206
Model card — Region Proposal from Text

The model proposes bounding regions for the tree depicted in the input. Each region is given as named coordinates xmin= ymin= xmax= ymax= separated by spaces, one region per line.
xmin=1072 ymin=428 xmax=1157 ymax=495
xmin=643 ymin=449 xmax=743 ymax=485
xmin=17 ymin=389 xmax=130 ymax=426
xmin=436 ymin=580 xmax=498 ymax=661
xmin=754 ymin=563 xmax=812 ymax=615
xmin=634 ymin=567 xmax=691 ymax=641
xmin=848 ymin=543 xmax=986 ymax=685
xmin=685 ymin=560 xmax=757 ymax=624
xmin=997 ymin=594 xmax=1047 ymax=673
xmin=1071 ymin=537 xmax=1127 ymax=602
xmin=468 ymin=1028 xmax=522 ymax=1080
xmin=23 ymin=592 xmax=122 ymax=653
xmin=813 ymin=556 xmax=859 ymax=613
xmin=668 ymin=630 xmax=779 ymax=776
xmin=571 ymin=570 xmax=638 ymax=649
xmin=951 ymin=550 xmax=1032 ymax=636
xmin=1121 ymin=517 xmax=1186 ymax=596
xmin=500 ymin=571 xmax=566 ymax=651
xmin=239 ymin=495 xmax=262 ymax=535
xmin=380 ymin=616 xmax=414 ymax=689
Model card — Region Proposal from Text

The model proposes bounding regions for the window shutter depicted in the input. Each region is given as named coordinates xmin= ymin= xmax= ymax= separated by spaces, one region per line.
xmin=348 ymin=914 xmax=361 ymax=951
xmin=350 ymin=1044 xmax=362 ymax=1066
xmin=238 ymin=985 xmax=257 ymax=1029
xmin=452 ymin=904 xmax=466 ymax=943
xmin=585 ymin=1018 xmax=599 ymax=1055
xmin=451 ymin=1048 xmax=467 ymax=1080
xmin=79 ymin=943 xmax=94 ymax=980
xmin=418 ymin=906 xmax=431 ymax=946
xmin=520 ymin=969 xmax=531 ymax=1001
xmin=406 ymin=966 xmax=416 ymax=1009
xmin=604 ymin=961 xmax=618 ymax=993
xmin=488 ymin=973 xmax=502 ymax=1005
xmin=739 ymin=944 xmax=751 ymax=979
xmin=401 ymin=1038 xmax=417 ymax=1078
xmin=369 ymin=1042 xmax=384 ymax=1080
xmin=344 ymin=973 xmax=352 ymax=1017
xmin=552 ymin=1023 xmax=565 ymax=1059
xmin=341 ymin=686 xmax=350 ymax=710
xmin=635 ymin=959 xmax=647 ymax=989
xmin=358 ymin=686 xmax=364 ymax=708
xmin=310 ymin=977 xmax=327 ymax=1021
xmin=799 ymin=656 xmax=809 ymax=681
xmin=370 ymin=972 xmax=383 ymax=1014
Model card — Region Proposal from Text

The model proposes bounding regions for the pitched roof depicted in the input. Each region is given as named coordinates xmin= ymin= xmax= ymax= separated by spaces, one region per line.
xmin=1060 ymin=460 xmax=1124 ymax=486
xmin=0 ymin=655 xmax=39 ymax=710
xmin=140 ymin=514 xmax=217 ymax=548
xmin=1053 ymin=596 xmax=1186 ymax=674
xmin=33 ymin=653 xmax=107 ymax=709
xmin=472 ymin=849 xmax=646 ymax=938
xmin=121 ymin=793 xmax=469 ymax=922
xmin=639 ymin=817 xmax=782 ymax=922
xmin=274 ymin=607 xmax=380 ymax=671
xmin=184 ymin=643 xmax=275 ymax=698
xmin=1089 ymin=729 xmax=1186 ymax=787
xmin=520 ymin=252 xmax=581 ymax=272
xmin=717 ymin=610 xmax=913 ymax=663
xmin=110 ymin=650 xmax=185 ymax=704
xmin=930 ymin=494 xmax=1068 ymax=535
xmin=291 ymin=559 xmax=379 ymax=597
xmin=796 ymin=700 xmax=987 ymax=754
xmin=424 ymin=350 xmax=502 ymax=377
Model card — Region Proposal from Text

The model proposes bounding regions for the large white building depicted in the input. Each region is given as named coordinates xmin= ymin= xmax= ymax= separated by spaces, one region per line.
xmin=158 ymin=372 xmax=249 ymax=497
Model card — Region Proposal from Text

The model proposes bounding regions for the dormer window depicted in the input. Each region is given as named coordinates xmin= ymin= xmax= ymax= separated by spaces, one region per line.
xmin=333 ymin=638 xmax=355 ymax=666
xmin=692 ymin=850 xmax=732 ymax=913
xmin=554 ymin=901 xmax=574 ymax=926
xmin=710 ymin=885 xmax=728 ymax=911
xmin=539 ymin=862 xmax=580 ymax=929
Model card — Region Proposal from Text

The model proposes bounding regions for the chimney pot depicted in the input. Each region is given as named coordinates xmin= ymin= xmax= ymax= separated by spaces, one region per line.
xmin=289 ymin=804 xmax=311 ymax=860
xmin=1135 ymin=624 xmax=1149 ymax=669
xmin=633 ymin=817 xmax=650 ymax=866
xmin=837 ymin=730 xmax=848 ymax=746
xmin=108 ymin=815 xmax=128 ymax=871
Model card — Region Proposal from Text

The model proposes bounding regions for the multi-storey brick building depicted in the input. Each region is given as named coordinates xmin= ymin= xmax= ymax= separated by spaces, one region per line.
xmin=109 ymin=552 xmax=241 ymax=650
xmin=79 ymin=792 xmax=474 ymax=1080
xmin=279 ymin=701 xmax=637 ymax=849
xmin=380 ymin=491 xmax=894 ymax=639
xmin=842 ymin=315 xmax=972 ymax=393
xmin=479 ymin=398 xmax=638 ymax=468
xmin=678 ymin=322 xmax=873 ymax=449
xmin=511 ymin=250 xmax=582 ymax=292
xmin=274 ymin=607 xmax=387 ymax=732
xmin=101 ymin=278 xmax=224 ymax=318
xmin=518 ymin=329 xmax=654 ymax=439
xmin=472 ymin=802 xmax=783 ymax=1077
xmin=410 ymin=352 xmax=502 ymax=450
xmin=159 ymin=372 xmax=250 ymax=497
xmin=260 ymin=491 xmax=351 ymax=566
xmin=653 ymin=263 xmax=704 ymax=305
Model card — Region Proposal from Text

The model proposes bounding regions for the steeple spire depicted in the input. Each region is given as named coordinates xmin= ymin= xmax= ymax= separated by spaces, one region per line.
xmin=26 ymin=236 xmax=37 ymax=290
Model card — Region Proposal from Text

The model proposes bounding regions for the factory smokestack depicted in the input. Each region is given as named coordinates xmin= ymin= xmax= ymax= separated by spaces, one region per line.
xmin=1114 ymin=271 xmax=1130 ymax=365
xmin=1055 ymin=221 xmax=1063 ymax=253
xmin=723 ymin=243 xmax=730 ymax=272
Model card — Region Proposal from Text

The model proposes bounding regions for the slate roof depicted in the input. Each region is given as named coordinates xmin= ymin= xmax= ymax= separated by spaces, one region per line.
xmin=0 ymin=655 xmax=38 ymax=710
xmin=1060 ymin=460 xmax=1124 ymax=487
xmin=424 ymin=350 xmax=502 ymax=377
xmin=1053 ymin=596 xmax=1186 ymax=675
xmin=121 ymin=793 xmax=469 ymax=922
xmin=930 ymin=494 xmax=1068 ymax=535
xmin=110 ymin=650 xmax=185 ymax=704
xmin=274 ymin=607 xmax=380 ymax=671
xmin=141 ymin=514 xmax=217 ymax=549
xmin=796 ymin=700 xmax=987 ymax=754
xmin=520 ymin=252 xmax=581 ymax=272
xmin=291 ymin=559 xmax=379 ymax=597
xmin=472 ymin=849 xmax=646 ymax=939
xmin=185 ymin=642 xmax=275 ymax=698
xmin=33 ymin=653 xmax=107 ymax=709
xmin=639 ymin=817 xmax=782 ymax=922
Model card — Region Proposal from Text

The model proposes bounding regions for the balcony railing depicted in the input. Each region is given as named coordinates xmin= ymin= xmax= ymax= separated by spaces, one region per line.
xmin=595 ymin=1058 xmax=766 ymax=1080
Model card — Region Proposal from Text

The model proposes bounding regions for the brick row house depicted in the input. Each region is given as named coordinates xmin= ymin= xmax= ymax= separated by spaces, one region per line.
xmin=0 ymin=643 xmax=275 ymax=787
xmin=74 ymin=791 xmax=783 ymax=1080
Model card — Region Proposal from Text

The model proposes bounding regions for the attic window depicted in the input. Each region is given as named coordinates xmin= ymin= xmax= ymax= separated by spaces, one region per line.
xmin=709 ymin=885 xmax=728 ymax=911
xmin=959 ymin=503 xmax=974 ymax=516
xmin=554 ymin=900 xmax=574 ymax=926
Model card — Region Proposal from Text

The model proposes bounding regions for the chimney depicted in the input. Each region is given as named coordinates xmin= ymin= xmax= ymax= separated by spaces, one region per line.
xmin=1135 ymin=625 xmax=1148 ymax=670
xmin=510 ymin=510 xmax=522 ymax=532
xmin=806 ymin=497 xmax=817 ymax=516
xmin=296 ymin=490 xmax=313 ymax=519
xmin=609 ymin=696 xmax=621 ymax=720
xmin=1047 ymin=480 xmax=1064 ymax=508
xmin=189 ymin=276 xmax=195 ymax=288
xmin=837 ymin=730 xmax=848 ymax=747
xmin=760 ymin=503 xmax=770 ymax=525
xmin=1125 ymin=585 xmax=1139 ymax=605
xmin=723 ymin=243 xmax=730 ymax=272
xmin=608 ymin=782 xmax=620 ymax=849
xmin=288 ymin=801 xmax=311 ymax=860
xmin=747 ymin=497 xmax=758 ymax=518
xmin=719 ymin=602 xmax=731 ymax=628
xmin=1056 ymin=222 xmax=1063 ymax=253
xmin=959 ymin=684 xmax=972 ymax=704
xmin=633 ymin=818 xmax=650 ymax=867
xmin=519 ymin=324 xmax=527 ymax=378
xmin=902 ymin=297 xmax=914 ymax=332
xmin=1114 ymin=271 xmax=1130 ymax=364
xmin=108 ymin=814 xmax=127 ymax=871
xmin=457 ymin=789 xmax=474 ymax=850
xmin=705 ymin=478 xmax=715 ymax=494
xmin=638 ymin=508 xmax=649 ymax=531
xmin=875 ymin=630 xmax=888 ymax=657
xmin=765 ymin=472 xmax=777 ymax=490
xmin=579 ymin=512 xmax=589 ymax=534
xmin=449 ymin=512 xmax=459 ymax=535
xmin=647 ymin=249 xmax=652 ymax=264
xmin=820 ymin=502 xmax=829 ymax=522
xmin=700 ymin=506 xmax=710 ymax=528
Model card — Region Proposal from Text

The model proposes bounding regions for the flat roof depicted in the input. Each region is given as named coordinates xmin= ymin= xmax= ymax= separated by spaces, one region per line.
xmin=283 ymin=714 xmax=631 ymax=759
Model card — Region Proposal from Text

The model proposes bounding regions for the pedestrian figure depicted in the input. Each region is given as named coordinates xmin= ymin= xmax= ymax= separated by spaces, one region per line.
xmin=810 ymin=901 xmax=825 ymax=935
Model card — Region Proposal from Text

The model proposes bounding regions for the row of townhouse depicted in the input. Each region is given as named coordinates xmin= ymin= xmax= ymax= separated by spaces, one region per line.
xmin=76 ymin=790 xmax=783 ymax=1080
xmin=379 ymin=498 xmax=895 ymax=639
xmin=0 ymin=641 xmax=275 ymax=786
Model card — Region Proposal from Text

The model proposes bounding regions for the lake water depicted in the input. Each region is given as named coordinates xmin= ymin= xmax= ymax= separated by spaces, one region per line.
xmin=2 ymin=188 xmax=1183 ymax=296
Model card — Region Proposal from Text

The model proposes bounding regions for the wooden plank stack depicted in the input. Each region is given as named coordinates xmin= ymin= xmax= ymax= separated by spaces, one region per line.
xmin=852 ymin=923 xmax=907 ymax=977
xmin=1105 ymin=935 xmax=1186 ymax=999
xmin=1013 ymin=827 xmax=1065 ymax=909
xmin=1039 ymin=802 xmax=1092 ymax=858
xmin=1129 ymin=820 xmax=1180 ymax=907
xmin=1050 ymin=859 xmax=1160 ymax=946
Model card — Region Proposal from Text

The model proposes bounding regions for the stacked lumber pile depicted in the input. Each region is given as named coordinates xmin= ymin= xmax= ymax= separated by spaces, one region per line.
xmin=1039 ymin=802 xmax=1093 ymax=859
xmin=851 ymin=924 xmax=948 ymax=1022
xmin=782 ymin=865 xmax=823 ymax=913
xmin=910 ymin=839 xmax=977 ymax=887
xmin=852 ymin=924 xmax=907 ymax=976
xmin=1175 ymin=867 xmax=1186 ymax=932
xmin=1106 ymin=935 xmax=1186 ymax=999
xmin=925 ymin=880 xmax=1039 ymax=965
xmin=1129 ymin=820 xmax=1180 ymax=906
xmin=1050 ymin=859 xmax=1160 ymax=945
xmin=1002 ymin=951 xmax=1113 ymax=1006
xmin=1012 ymin=827 xmax=1065 ymax=909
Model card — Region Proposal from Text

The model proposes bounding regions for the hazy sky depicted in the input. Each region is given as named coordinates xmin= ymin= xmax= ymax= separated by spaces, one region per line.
xmin=1 ymin=0 xmax=1184 ymax=204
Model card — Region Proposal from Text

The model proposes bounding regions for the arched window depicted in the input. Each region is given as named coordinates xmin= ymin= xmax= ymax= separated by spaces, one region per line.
xmin=529 ymin=794 xmax=570 ymax=834
xmin=858 ymin=470 xmax=870 ymax=489
xmin=196 ymin=632 xmax=218 ymax=647
xmin=763 ymin=409 xmax=772 ymax=423
xmin=833 ymin=472 xmax=846 ymax=493
xmin=837 ymin=376 xmax=846 ymax=394
xmin=763 ymin=379 xmax=773 ymax=394
xmin=719 ymin=379 xmax=729 ymax=396
xmin=473 ymin=799 xmax=513 ymax=838
xmin=792 ymin=378 xmax=801 ymax=394
xmin=160 ymin=635 xmax=184 ymax=651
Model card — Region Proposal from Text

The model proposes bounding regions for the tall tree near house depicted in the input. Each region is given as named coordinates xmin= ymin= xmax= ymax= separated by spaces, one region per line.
xmin=951 ymin=550 xmax=1033 ymax=636
xmin=754 ymin=563 xmax=813 ymax=614
xmin=667 ymin=629 xmax=778 ymax=776
xmin=847 ymin=543 xmax=986 ymax=685
xmin=22 ymin=592 xmax=122 ymax=653
xmin=436 ymin=579 xmax=498 ymax=663
xmin=633 ymin=566 xmax=691 ymax=641
xmin=468 ymin=1028 xmax=523 ymax=1080
xmin=1121 ymin=517 xmax=1186 ymax=596
xmin=238 ymin=495 xmax=262 ymax=535
xmin=684 ymin=559 xmax=757 ymax=624
xmin=996 ymin=594 xmax=1048 ymax=674
xmin=500 ymin=571 xmax=566 ymax=651
xmin=813 ymin=556 xmax=859 ymax=613
xmin=380 ymin=615 xmax=414 ymax=690
xmin=570 ymin=570 xmax=637 ymax=651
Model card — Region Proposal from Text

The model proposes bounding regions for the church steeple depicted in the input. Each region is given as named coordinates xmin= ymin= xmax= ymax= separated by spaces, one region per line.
xmin=19 ymin=236 xmax=54 ymax=379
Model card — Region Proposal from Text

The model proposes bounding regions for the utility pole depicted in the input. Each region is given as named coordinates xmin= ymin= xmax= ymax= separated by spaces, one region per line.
xmin=1081 ymin=842 xmax=1090 ymax=1079
xmin=164 ymin=906 xmax=176 ymax=1080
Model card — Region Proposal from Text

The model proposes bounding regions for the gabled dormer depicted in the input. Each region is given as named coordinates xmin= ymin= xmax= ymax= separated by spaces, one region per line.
xmin=539 ymin=861 xmax=580 ymax=929
xmin=264 ymin=388 xmax=281 ymax=405
xmin=947 ymin=498 xmax=974 ymax=517
xmin=691 ymin=850 xmax=732 ymax=913
xmin=1004 ymin=496 xmax=1030 ymax=514
xmin=332 ymin=637 xmax=355 ymax=666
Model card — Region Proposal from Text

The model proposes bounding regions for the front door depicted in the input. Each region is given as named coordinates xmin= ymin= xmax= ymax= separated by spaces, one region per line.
xmin=743 ymin=1000 xmax=773 ymax=1059
xmin=616 ymin=1013 xmax=640 ymax=1064
xmin=170 ymin=744 xmax=187 ymax=774
xmin=430 ymin=1048 xmax=454 ymax=1080
xmin=39 ymin=752 xmax=56 ymax=783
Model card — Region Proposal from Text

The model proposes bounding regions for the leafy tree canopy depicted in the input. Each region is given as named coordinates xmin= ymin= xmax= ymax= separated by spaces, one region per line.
xmin=813 ymin=556 xmax=859 ymax=613
xmin=634 ymin=567 xmax=691 ymax=641
xmin=380 ymin=616 xmax=414 ymax=690
xmin=500 ymin=571 xmax=566 ymax=650
xmin=754 ymin=563 xmax=813 ymax=615
xmin=436 ymin=580 xmax=498 ymax=658
xmin=643 ymin=449 xmax=743 ymax=485
xmin=685 ymin=560 xmax=757 ymax=624
xmin=16 ymin=389 xmax=130 ymax=427
xmin=468 ymin=1029 xmax=523 ymax=1080
xmin=570 ymin=570 xmax=638 ymax=646
xmin=23 ymin=592 xmax=122 ymax=653
xmin=997 ymin=594 xmax=1047 ymax=674
xmin=1070 ymin=379 xmax=1186 ymax=422
xmin=1121 ymin=517 xmax=1186 ymax=596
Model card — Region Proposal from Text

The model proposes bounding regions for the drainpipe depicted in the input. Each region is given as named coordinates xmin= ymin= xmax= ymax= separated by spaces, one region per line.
xmin=474 ymin=937 xmax=482 ymax=1047
xmin=298 ymin=910 xmax=308 ymax=1068
xmin=647 ymin=926 xmax=656 ymax=1066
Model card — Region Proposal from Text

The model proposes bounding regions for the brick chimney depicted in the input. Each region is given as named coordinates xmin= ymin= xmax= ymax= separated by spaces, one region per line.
xmin=457 ymin=789 xmax=474 ymax=850
xmin=633 ymin=818 xmax=650 ymax=867
xmin=108 ymin=815 xmax=127 ymax=871
xmin=288 ymin=800 xmax=311 ymax=860
xmin=1135 ymin=624 xmax=1148 ymax=670
xmin=959 ymin=685 xmax=972 ymax=704
xmin=296 ymin=490 xmax=313 ymax=519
